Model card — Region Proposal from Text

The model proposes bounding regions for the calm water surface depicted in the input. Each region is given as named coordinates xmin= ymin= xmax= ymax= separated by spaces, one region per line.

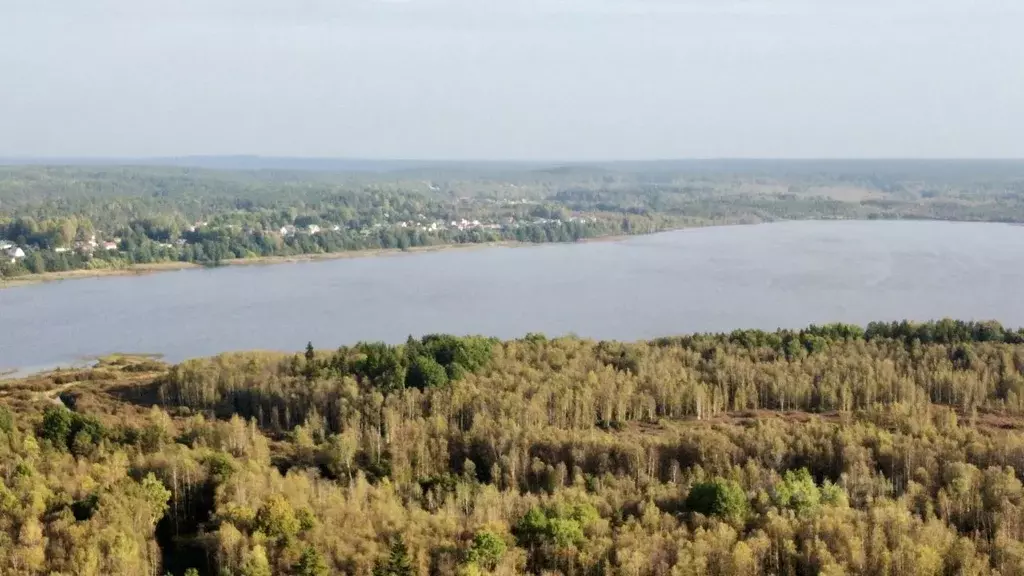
xmin=2 ymin=220 xmax=1023 ymax=372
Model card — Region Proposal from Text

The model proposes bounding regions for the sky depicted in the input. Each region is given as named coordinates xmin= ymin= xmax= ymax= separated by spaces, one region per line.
xmin=1 ymin=0 xmax=1022 ymax=160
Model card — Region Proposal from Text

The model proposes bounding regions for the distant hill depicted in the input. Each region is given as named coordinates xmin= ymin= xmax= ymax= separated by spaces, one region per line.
xmin=1 ymin=156 xmax=1023 ymax=181
xmin=0 ymin=156 xmax=544 ymax=173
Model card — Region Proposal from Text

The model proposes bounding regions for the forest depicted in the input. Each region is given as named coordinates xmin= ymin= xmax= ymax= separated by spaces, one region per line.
xmin=3 ymin=160 xmax=1024 ymax=277
xmin=6 ymin=319 xmax=1024 ymax=574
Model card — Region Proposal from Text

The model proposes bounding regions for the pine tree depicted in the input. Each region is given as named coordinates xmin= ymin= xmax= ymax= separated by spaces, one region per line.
xmin=294 ymin=546 xmax=329 ymax=576
xmin=304 ymin=341 xmax=317 ymax=381
xmin=373 ymin=537 xmax=414 ymax=576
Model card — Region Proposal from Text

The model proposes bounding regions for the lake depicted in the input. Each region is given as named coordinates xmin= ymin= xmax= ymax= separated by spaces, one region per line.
xmin=3 ymin=220 xmax=1024 ymax=373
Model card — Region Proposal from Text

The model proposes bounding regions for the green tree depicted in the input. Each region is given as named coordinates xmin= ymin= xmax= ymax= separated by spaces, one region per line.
xmin=513 ymin=507 xmax=549 ymax=549
xmin=467 ymin=531 xmax=507 ymax=570
xmin=25 ymin=251 xmax=46 ymax=273
xmin=354 ymin=342 xmax=406 ymax=394
xmin=304 ymin=341 xmax=317 ymax=381
xmin=420 ymin=334 xmax=494 ymax=378
xmin=686 ymin=478 xmax=749 ymax=523
xmin=294 ymin=546 xmax=330 ymax=576
xmin=373 ymin=537 xmax=414 ymax=576
xmin=773 ymin=468 xmax=822 ymax=514
xmin=405 ymin=355 xmax=449 ymax=390
xmin=138 ymin=473 xmax=172 ymax=527
xmin=547 ymin=517 xmax=585 ymax=549
xmin=39 ymin=406 xmax=73 ymax=449
xmin=254 ymin=494 xmax=300 ymax=540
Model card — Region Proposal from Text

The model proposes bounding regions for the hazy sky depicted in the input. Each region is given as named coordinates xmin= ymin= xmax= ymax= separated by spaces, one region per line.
xmin=2 ymin=0 xmax=1022 ymax=159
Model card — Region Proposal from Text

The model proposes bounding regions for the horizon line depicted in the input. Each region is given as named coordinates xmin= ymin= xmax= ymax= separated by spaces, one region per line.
xmin=3 ymin=155 xmax=1024 ymax=164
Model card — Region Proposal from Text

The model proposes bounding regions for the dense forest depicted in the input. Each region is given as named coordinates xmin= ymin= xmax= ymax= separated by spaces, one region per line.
xmin=7 ymin=319 xmax=1024 ymax=574
xmin=3 ymin=160 xmax=1024 ymax=277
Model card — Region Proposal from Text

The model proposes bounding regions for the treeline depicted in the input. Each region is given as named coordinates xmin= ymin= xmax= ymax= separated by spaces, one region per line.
xmin=1 ymin=217 xmax=669 ymax=278
xmin=158 ymin=320 xmax=1024 ymax=435
xmin=7 ymin=163 xmax=1024 ymax=278
xmin=0 ymin=166 xmax=688 ymax=276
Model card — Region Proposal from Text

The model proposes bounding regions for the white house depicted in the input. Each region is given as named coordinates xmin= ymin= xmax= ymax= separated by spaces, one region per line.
xmin=307 ymin=224 xmax=321 ymax=235
xmin=280 ymin=225 xmax=296 ymax=236
xmin=7 ymin=246 xmax=25 ymax=263
xmin=0 ymin=240 xmax=12 ymax=251
xmin=102 ymin=241 xmax=118 ymax=251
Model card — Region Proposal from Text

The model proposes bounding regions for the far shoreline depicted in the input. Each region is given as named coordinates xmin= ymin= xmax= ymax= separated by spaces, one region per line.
xmin=0 ymin=235 xmax=636 ymax=290
xmin=3 ymin=217 xmax=998 ymax=291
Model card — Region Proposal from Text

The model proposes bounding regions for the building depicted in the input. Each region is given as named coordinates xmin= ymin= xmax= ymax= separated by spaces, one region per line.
xmin=6 ymin=246 xmax=25 ymax=263
xmin=307 ymin=224 xmax=321 ymax=234
xmin=102 ymin=241 xmax=118 ymax=251
xmin=0 ymin=240 xmax=12 ymax=251
xmin=279 ymin=225 xmax=296 ymax=236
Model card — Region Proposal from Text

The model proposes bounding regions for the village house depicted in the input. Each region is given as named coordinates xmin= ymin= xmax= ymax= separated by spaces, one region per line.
xmin=102 ymin=241 xmax=118 ymax=251
xmin=307 ymin=224 xmax=321 ymax=234
xmin=448 ymin=218 xmax=484 ymax=231
xmin=6 ymin=246 xmax=25 ymax=263
xmin=279 ymin=225 xmax=296 ymax=236
xmin=0 ymin=240 xmax=13 ymax=251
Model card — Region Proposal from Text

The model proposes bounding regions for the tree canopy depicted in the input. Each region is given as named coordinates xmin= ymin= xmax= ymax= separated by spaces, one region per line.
xmin=6 ymin=320 xmax=1024 ymax=574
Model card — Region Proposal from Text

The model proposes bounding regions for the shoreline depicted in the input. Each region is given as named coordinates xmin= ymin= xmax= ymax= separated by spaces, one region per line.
xmin=0 ymin=217 xmax=992 ymax=291
xmin=0 ymin=236 xmax=634 ymax=290
xmin=0 ymin=217 xmax=1002 ymax=291
xmin=0 ymin=260 xmax=204 ymax=290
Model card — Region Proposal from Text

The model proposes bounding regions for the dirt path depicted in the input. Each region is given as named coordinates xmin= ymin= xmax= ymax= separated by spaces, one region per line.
xmin=41 ymin=381 xmax=80 ymax=407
